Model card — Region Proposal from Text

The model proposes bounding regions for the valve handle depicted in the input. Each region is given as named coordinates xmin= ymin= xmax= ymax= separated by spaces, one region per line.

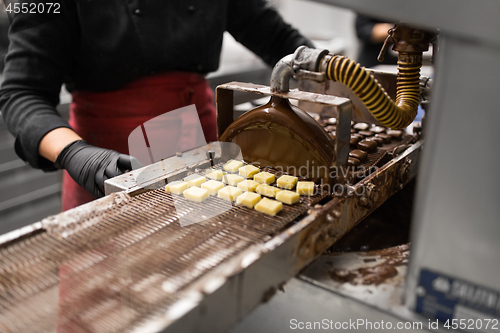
xmin=377 ymin=28 xmax=394 ymax=63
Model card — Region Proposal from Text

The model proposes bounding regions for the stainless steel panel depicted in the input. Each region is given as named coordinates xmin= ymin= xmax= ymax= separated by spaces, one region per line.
xmin=308 ymin=0 xmax=500 ymax=46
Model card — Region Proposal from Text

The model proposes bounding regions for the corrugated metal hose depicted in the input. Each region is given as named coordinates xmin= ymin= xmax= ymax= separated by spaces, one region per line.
xmin=325 ymin=53 xmax=421 ymax=129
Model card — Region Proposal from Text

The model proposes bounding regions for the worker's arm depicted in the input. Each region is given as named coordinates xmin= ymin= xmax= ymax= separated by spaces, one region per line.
xmin=39 ymin=128 xmax=138 ymax=198
xmin=371 ymin=23 xmax=393 ymax=44
xmin=227 ymin=0 xmax=314 ymax=67
xmin=39 ymin=128 xmax=82 ymax=163
xmin=356 ymin=15 xmax=392 ymax=44
xmin=0 ymin=6 xmax=138 ymax=198
xmin=0 ymin=4 xmax=77 ymax=170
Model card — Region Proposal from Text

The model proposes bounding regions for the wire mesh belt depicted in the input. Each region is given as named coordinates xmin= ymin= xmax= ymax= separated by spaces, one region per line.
xmin=0 ymin=183 xmax=327 ymax=333
xmin=352 ymin=135 xmax=412 ymax=180
xmin=319 ymin=120 xmax=415 ymax=180
xmin=0 ymin=120 xmax=414 ymax=332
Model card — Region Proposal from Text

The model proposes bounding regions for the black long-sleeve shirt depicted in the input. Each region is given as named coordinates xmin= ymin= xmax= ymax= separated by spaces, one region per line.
xmin=0 ymin=0 xmax=313 ymax=171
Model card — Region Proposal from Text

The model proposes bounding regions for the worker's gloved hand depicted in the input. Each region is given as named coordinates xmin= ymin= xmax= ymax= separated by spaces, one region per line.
xmin=55 ymin=140 xmax=140 ymax=198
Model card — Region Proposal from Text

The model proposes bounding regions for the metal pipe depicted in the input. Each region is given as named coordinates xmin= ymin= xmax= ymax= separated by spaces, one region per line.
xmin=270 ymin=54 xmax=293 ymax=93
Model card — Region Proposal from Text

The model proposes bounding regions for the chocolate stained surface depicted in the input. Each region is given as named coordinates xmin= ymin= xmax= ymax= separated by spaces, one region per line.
xmin=219 ymin=97 xmax=335 ymax=184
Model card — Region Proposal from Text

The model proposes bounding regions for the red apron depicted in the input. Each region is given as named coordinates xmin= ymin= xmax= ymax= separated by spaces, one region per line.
xmin=62 ymin=72 xmax=217 ymax=211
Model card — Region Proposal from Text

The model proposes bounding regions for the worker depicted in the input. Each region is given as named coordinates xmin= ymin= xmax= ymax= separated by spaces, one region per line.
xmin=355 ymin=14 xmax=396 ymax=68
xmin=0 ymin=1 xmax=313 ymax=211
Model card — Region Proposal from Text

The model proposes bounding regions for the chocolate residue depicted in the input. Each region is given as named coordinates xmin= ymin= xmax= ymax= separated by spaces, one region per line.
xmin=329 ymin=179 xmax=416 ymax=252
xmin=329 ymin=244 xmax=410 ymax=286
xmin=325 ymin=179 xmax=415 ymax=286
xmin=366 ymin=243 xmax=410 ymax=258
xmin=358 ymin=265 xmax=398 ymax=285
xmin=330 ymin=268 xmax=358 ymax=284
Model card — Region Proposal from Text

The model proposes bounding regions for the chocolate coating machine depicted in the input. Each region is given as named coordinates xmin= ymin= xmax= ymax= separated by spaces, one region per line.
xmin=1 ymin=0 xmax=497 ymax=331
xmin=0 ymin=9 xmax=451 ymax=332
xmin=0 ymin=64 xmax=424 ymax=332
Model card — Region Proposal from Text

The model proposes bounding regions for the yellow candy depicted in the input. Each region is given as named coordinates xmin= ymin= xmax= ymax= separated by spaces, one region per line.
xmin=183 ymin=187 xmax=209 ymax=202
xmin=236 ymin=192 xmax=261 ymax=209
xmin=237 ymin=180 xmax=260 ymax=192
xmin=254 ymin=171 xmax=275 ymax=185
xmin=223 ymin=160 xmax=244 ymax=173
xmin=256 ymin=184 xmax=281 ymax=198
xmin=165 ymin=181 xmax=188 ymax=195
xmin=223 ymin=174 xmax=245 ymax=186
xmin=201 ymin=180 xmax=225 ymax=196
xmin=296 ymin=181 xmax=315 ymax=196
xmin=238 ymin=165 xmax=260 ymax=178
xmin=254 ymin=198 xmax=283 ymax=216
xmin=217 ymin=186 xmax=242 ymax=202
xmin=276 ymin=190 xmax=300 ymax=205
xmin=277 ymin=175 xmax=298 ymax=189
xmin=206 ymin=169 xmax=225 ymax=181
xmin=184 ymin=174 xmax=206 ymax=187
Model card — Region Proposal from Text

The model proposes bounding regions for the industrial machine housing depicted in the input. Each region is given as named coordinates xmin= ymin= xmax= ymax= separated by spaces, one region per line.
xmin=0 ymin=0 xmax=499 ymax=332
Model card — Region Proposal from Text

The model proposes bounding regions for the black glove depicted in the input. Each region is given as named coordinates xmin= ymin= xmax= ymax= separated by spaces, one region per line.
xmin=55 ymin=140 xmax=140 ymax=198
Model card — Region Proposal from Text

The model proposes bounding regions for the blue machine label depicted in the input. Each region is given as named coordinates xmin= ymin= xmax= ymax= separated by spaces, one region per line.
xmin=416 ymin=269 xmax=500 ymax=327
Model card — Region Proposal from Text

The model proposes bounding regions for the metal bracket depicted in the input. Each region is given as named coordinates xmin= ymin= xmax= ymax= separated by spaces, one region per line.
xmin=294 ymin=69 xmax=326 ymax=83
xmin=334 ymin=100 xmax=352 ymax=171
xmin=215 ymin=81 xmax=352 ymax=139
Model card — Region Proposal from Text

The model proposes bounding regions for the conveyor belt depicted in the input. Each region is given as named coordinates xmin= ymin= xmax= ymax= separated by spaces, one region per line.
xmin=0 ymin=182 xmax=326 ymax=333
xmin=0 ymin=118 xmax=416 ymax=332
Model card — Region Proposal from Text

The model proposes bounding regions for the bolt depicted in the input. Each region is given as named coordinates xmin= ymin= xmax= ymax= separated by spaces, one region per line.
xmin=206 ymin=150 xmax=215 ymax=160
xmin=176 ymin=152 xmax=183 ymax=157
xmin=328 ymin=228 xmax=338 ymax=238
xmin=365 ymin=182 xmax=377 ymax=196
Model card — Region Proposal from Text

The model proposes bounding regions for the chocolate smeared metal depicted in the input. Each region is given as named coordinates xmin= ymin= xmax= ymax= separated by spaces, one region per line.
xmin=220 ymin=96 xmax=335 ymax=184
